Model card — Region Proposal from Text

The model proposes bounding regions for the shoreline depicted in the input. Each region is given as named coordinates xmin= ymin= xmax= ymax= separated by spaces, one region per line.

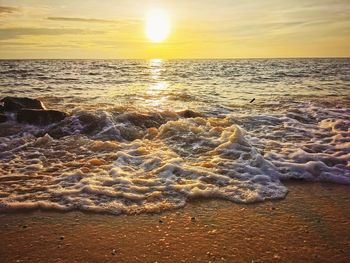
xmin=0 ymin=182 xmax=349 ymax=262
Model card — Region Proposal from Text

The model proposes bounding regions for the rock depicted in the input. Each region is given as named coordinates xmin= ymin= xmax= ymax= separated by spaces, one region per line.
xmin=0 ymin=122 xmax=23 ymax=137
xmin=78 ymin=113 xmax=104 ymax=134
xmin=17 ymin=109 xmax=67 ymax=125
xmin=116 ymin=112 xmax=165 ymax=128
xmin=1 ymin=97 xmax=45 ymax=112
xmin=177 ymin=109 xmax=203 ymax=118
xmin=0 ymin=113 xmax=7 ymax=123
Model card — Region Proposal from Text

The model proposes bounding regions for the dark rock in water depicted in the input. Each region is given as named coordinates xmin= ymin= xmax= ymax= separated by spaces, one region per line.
xmin=1 ymin=97 xmax=45 ymax=112
xmin=177 ymin=109 xmax=203 ymax=118
xmin=0 ymin=122 xmax=23 ymax=137
xmin=78 ymin=113 xmax=105 ymax=134
xmin=0 ymin=113 xmax=7 ymax=123
xmin=17 ymin=109 xmax=67 ymax=125
xmin=116 ymin=112 xmax=166 ymax=128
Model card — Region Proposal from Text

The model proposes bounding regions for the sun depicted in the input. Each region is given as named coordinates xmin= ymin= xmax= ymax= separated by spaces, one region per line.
xmin=145 ymin=10 xmax=170 ymax=43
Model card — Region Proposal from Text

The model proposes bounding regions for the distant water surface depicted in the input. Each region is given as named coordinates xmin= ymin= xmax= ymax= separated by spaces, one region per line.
xmin=0 ymin=59 xmax=349 ymax=214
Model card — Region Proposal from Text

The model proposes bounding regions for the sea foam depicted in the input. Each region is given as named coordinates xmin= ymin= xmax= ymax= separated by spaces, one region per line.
xmin=0 ymin=114 xmax=292 ymax=214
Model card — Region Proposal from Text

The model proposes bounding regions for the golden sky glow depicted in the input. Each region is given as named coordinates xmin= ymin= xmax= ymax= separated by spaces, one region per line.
xmin=0 ymin=0 xmax=349 ymax=59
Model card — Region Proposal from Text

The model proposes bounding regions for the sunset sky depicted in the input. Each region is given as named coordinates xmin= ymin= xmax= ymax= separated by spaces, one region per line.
xmin=0 ymin=0 xmax=349 ymax=59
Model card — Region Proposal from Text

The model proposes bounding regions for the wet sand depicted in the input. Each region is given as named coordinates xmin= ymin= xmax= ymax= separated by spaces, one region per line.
xmin=0 ymin=182 xmax=349 ymax=263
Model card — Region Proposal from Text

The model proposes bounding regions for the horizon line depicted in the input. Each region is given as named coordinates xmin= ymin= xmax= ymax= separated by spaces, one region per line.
xmin=0 ymin=56 xmax=349 ymax=60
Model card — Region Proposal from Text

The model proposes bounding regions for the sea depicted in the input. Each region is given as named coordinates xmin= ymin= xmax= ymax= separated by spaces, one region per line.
xmin=0 ymin=58 xmax=349 ymax=214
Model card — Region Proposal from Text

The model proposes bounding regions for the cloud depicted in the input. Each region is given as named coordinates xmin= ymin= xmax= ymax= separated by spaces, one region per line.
xmin=0 ymin=27 xmax=105 ymax=40
xmin=0 ymin=41 xmax=36 ymax=46
xmin=0 ymin=6 xmax=20 ymax=15
xmin=47 ymin=16 xmax=134 ymax=25
xmin=0 ymin=40 xmax=84 ymax=50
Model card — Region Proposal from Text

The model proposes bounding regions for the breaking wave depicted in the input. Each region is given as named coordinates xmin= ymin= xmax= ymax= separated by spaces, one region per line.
xmin=0 ymin=102 xmax=349 ymax=214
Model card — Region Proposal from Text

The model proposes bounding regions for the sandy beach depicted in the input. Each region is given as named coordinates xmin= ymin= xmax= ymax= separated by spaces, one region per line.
xmin=0 ymin=182 xmax=349 ymax=263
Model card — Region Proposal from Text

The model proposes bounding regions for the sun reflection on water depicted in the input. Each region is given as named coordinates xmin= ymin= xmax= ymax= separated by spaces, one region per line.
xmin=146 ymin=59 xmax=169 ymax=106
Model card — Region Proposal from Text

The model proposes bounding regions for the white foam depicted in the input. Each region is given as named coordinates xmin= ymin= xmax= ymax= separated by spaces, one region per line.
xmin=0 ymin=103 xmax=349 ymax=214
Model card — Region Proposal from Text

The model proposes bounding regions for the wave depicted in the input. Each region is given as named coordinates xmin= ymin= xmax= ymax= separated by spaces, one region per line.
xmin=0 ymin=103 xmax=349 ymax=214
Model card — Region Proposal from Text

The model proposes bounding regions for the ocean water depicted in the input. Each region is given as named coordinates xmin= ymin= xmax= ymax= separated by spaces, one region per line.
xmin=0 ymin=59 xmax=349 ymax=214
